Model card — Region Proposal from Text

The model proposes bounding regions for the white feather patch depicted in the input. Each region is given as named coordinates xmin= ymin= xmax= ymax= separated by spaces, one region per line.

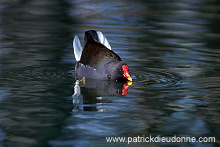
xmin=97 ymin=31 xmax=111 ymax=50
xmin=73 ymin=35 xmax=83 ymax=61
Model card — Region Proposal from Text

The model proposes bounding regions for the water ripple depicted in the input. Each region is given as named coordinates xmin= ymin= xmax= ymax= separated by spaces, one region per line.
xmin=132 ymin=68 xmax=182 ymax=88
xmin=0 ymin=66 xmax=74 ymax=83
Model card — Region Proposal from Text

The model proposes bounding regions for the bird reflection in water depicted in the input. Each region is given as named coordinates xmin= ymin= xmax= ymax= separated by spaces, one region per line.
xmin=72 ymin=77 xmax=132 ymax=112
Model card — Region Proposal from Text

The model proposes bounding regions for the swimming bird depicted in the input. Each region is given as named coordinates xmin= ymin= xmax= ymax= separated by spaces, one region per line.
xmin=73 ymin=30 xmax=132 ymax=81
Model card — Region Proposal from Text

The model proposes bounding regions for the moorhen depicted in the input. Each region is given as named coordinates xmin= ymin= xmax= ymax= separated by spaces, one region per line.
xmin=73 ymin=30 xmax=132 ymax=81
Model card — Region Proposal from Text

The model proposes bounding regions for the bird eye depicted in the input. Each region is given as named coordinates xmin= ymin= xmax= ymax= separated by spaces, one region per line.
xmin=118 ymin=68 xmax=122 ymax=71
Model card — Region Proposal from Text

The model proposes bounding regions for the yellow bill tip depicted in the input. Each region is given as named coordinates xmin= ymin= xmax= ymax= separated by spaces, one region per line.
xmin=127 ymin=78 xmax=132 ymax=82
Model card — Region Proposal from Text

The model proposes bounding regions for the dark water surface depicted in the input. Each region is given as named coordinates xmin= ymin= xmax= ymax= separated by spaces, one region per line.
xmin=0 ymin=0 xmax=220 ymax=146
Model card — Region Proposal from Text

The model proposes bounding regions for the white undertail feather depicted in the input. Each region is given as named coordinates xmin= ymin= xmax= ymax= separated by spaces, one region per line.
xmin=97 ymin=31 xmax=111 ymax=50
xmin=73 ymin=31 xmax=111 ymax=61
xmin=73 ymin=35 xmax=83 ymax=61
